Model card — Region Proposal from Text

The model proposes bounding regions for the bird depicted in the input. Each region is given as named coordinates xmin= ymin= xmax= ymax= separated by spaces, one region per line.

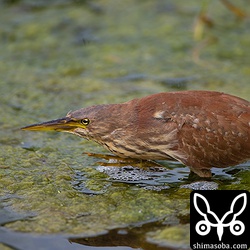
xmin=21 ymin=90 xmax=250 ymax=177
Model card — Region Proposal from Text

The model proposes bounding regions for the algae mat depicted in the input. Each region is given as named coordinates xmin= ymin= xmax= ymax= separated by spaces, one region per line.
xmin=0 ymin=0 xmax=249 ymax=249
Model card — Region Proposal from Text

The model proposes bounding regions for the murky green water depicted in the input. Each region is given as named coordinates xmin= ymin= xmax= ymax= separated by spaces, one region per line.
xmin=0 ymin=0 xmax=249 ymax=249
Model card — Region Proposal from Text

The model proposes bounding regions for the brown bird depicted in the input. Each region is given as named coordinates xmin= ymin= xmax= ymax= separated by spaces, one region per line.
xmin=22 ymin=90 xmax=250 ymax=177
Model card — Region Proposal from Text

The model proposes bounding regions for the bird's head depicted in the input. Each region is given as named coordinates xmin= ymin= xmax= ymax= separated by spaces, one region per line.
xmin=21 ymin=104 xmax=117 ymax=140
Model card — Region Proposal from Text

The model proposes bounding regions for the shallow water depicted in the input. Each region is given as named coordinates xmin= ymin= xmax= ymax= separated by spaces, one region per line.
xmin=0 ymin=0 xmax=249 ymax=249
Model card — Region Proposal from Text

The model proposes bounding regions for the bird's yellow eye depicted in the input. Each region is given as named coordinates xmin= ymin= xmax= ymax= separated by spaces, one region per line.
xmin=80 ymin=118 xmax=90 ymax=126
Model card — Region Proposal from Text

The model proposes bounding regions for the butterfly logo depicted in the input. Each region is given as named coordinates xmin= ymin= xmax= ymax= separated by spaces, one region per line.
xmin=193 ymin=193 xmax=247 ymax=241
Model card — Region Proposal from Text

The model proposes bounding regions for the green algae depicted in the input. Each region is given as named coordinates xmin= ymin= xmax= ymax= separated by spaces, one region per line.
xmin=0 ymin=0 xmax=250 ymax=249
xmin=0 ymin=244 xmax=13 ymax=250
xmin=147 ymin=224 xmax=190 ymax=249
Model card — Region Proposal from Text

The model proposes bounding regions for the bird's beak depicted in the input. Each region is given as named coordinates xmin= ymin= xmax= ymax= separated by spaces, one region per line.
xmin=21 ymin=117 xmax=80 ymax=132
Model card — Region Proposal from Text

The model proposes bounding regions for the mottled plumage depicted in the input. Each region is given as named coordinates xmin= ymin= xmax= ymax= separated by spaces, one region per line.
xmin=22 ymin=91 xmax=250 ymax=177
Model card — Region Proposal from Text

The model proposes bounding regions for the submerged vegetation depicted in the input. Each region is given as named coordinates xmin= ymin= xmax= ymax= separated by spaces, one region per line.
xmin=0 ymin=0 xmax=249 ymax=249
